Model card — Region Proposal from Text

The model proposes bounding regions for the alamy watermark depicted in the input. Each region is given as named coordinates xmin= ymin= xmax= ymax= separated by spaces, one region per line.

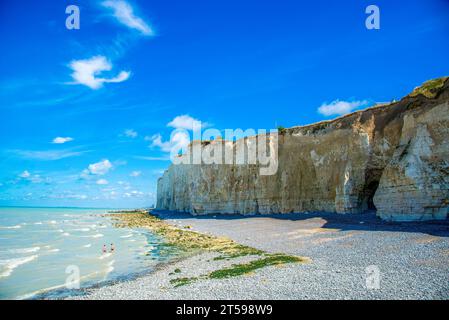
xmin=65 ymin=5 xmax=80 ymax=30
xmin=166 ymin=123 xmax=279 ymax=176
xmin=365 ymin=5 xmax=380 ymax=30
xmin=65 ymin=265 xmax=80 ymax=289
xmin=365 ymin=265 xmax=381 ymax=290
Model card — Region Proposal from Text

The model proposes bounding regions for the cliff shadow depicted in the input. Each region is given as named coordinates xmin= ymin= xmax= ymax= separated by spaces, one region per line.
xmin=152 ymin=210 xmax=449 ymax=238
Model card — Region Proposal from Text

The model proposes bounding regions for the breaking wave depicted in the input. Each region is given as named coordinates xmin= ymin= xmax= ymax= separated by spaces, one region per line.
xmin=0 ymin=255 xmax=38 ymax=279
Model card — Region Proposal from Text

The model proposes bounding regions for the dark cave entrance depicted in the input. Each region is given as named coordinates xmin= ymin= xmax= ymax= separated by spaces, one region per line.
xmin=361 ymin=169 xmax=382 ymax=212
xmin=365 ymin=181 xmax=379 ymax=210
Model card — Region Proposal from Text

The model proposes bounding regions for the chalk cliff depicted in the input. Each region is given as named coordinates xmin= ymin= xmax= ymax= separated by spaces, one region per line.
xmin=157 ymin=77 xmax=449 ymax=221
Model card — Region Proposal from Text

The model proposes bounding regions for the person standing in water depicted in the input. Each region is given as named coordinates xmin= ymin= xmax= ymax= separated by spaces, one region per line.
xmin=110 ymin=243 xmax=115 ymax=253
xmin=102 ymin=244 xmax=107 ymax=253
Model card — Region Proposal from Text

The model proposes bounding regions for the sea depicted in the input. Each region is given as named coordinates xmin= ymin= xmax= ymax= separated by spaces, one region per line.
xmin=0 ymin=207 xmax=175 ymax=300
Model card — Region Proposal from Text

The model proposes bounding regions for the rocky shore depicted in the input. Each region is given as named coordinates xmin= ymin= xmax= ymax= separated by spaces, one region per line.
xmin=68 ymin=210 xmax=449 ymax=300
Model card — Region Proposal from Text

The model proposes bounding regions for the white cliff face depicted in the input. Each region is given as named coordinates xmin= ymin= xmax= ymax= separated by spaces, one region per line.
xmin=374 ymin=102 xmax=449 ymax=221
xmin=157 ymin=79 xmax=449 ymax=221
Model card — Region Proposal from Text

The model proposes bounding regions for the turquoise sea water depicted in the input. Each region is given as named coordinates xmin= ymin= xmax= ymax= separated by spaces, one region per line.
xmin=0 ymin=207 xmax=173 ymax=299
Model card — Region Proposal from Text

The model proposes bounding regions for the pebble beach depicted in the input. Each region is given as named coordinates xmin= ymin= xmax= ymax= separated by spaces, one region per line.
xmin=68 ymin=211 xmax=449 ymax=300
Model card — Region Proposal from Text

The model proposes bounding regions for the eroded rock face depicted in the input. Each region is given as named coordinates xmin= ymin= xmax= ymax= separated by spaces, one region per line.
xmin=157 ymin=78 xmax=449 ymax=221
xmin=374 ymin=102 xmax=449 ymax=220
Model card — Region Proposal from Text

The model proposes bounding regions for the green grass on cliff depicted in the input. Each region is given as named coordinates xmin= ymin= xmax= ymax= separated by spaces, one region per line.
xmin=410 ymin=76 xmax=448 ymax=98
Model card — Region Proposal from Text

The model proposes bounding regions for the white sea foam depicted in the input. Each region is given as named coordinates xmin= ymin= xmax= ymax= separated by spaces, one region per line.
xmin=8 ymin=247 xmax=40 ymax=254
xmin=74 ymin=228 xmax=90 ymax=232
xmin=34 ymin=222 xmax=43 ymax=225
xmin=99 ymin=252 xmax=112 ymax=260
xmin=91 ymin=233 xmax=103 ymax=238
xmin=0 ymin=255 xmax=38 ymax=278
xmin=15 ymin=271 xmax=101 ymax=300
xmin=48 ymin=248 xmax=60 ymax=253
xmin=120 ymin=234 xmax=133 ymax=238
xmin=48 ymin=220 xmax=57 ymax=224
xmin=62 ymin=232 xmax=70 ymax=236
xmin=105 ymin=260 xmax=115 ymax=274
xmin=0 ymin=225 xmax=22 ymax=229
xmin=83 ymin=244 xmax=92 ymax=248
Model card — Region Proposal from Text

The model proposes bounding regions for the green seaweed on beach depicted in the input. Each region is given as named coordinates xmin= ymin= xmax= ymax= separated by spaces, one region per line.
xmin=111 ymin=211 xmax=306 ymax=288
xmin=170 ymin=277 xmax=197 ymax=287
xmin=169 ymin=254 xmax=304 ymax=287
xmin=209 ymin=254 xmax=304 ymax=279
xmin=111 ymin=212 xmax=265 ymax=257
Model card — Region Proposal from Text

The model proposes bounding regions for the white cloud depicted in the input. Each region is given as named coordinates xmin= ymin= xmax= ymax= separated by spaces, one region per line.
xmin=146 ymin=131 xmax=190 ymax=153
xmin=52 ymin=137 xmax=74 ymax=144
xmin=11 ymin=149 xmax=86 ymax=160
xmin=29 ymin=175 xmax=43 ymax=183
xmin=133 ymin=155 xmax=170 ymax=161
xmin=96 ymin=179 xmax=109 ymax=185
xmin=167 ymin=115 xmax=210 ymax=130
xmin=130 ymin=171 xmax=141 ymax=177
xmin=86 ymin=159 xmax=113 ymax=176
xmin=48 ymin=192 xmax=88 ymax=200
xmin=144 ymin=115 xmax=209 ymax=154
xmin=19 ymin=170 xmax=30 ymax=178
xmin=101 ymin=0 xmax=154 ymax=36
xmin=18 ymin=171 xmax=44 ymax=183
xmin=123 ymin=190 xmax=145 ymax=198
xmin=317 ymin=100 xmax=368 ymax=117
xmin=124 ymin=129 xmax=138 ymax=138
xmin=69 ymin=55 xmax=130 ymax=90
xmin=146 ymin=133 xmax=172 ymax=152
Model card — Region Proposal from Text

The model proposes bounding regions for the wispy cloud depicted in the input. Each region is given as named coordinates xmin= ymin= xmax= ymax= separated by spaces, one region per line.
xmin=48 ymin=192 xmax=88 ymax=200
xmin=123 ymin=129 xmax=138 ymax=138
xmin=130 ymin=170 xmax=141 ymax=177
xmin=144 ymin=115 xmax=210 ymax=154
xmin=68 ymin=55 xmax=130 ymax=90
xmin=124 ymin=190 xmax=145 ymax=198
xmin=52 ymin=137 xmax=74 ymax=144
xmin=82 ymin=159 xmax=113 ymax=177
xmin=10 ymin=149 xmax=86 ymax=161
xmin=18 ymin=171 xmax=45 ymax=184
xmin=101 ymin=0 xmax=154 ymax=36
xmin=145 ymin=133 xmax=172 ymax=152
xmin=133 ymin=155 xmax=170 ymax=161
xmin=146 ymin=132 xmax=191 ymax=153
xmin=167 ymin=114 xmax=210 ymax=130
xmin=317 ymin=99 xmax=368 ymax=117
xmin=19 ymin=170 xmax=31 ymax=178
xmin=96 ymin=179 xmax=109 ymax=185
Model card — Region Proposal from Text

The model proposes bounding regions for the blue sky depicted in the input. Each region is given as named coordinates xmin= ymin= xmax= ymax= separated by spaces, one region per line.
xmin=0 ymin=0 xmax=448 ymax=208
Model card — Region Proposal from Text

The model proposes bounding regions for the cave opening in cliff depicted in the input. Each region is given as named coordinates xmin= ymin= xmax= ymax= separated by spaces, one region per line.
xmin=365 ymin=180 xmax=379 ymax=211
xmin=361 ymin=170 xmax=382 ymax=212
